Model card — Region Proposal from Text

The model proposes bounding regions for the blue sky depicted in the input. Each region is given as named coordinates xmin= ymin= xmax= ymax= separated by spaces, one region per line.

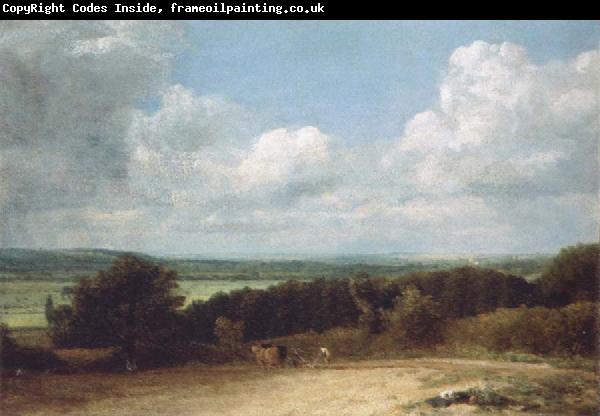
xmin=1 ymin=21 xmax=598 ymax=254
xmin=175 ymin=21 xmax=600 ymax=143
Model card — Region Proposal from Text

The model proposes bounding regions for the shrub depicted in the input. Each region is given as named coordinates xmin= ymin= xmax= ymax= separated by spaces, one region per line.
xmin=560 ymin=301 xmax=597 ymax=355
xmin=535 ymin=243 xmax=598 ymax=306
xmin=445 ymin=302 xmax=597 ymax=356
xmin=1 ymin=325 xmax=64 ymax=371
xmin=214 ymin=316 xmax=245 ymax=359
xmin=385 ymin=286 xmax=444 ymax=348
xmin=48 ymin=304 xmax=75 ymax=347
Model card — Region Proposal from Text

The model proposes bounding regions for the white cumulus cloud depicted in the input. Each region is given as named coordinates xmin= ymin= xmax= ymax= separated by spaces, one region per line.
xmin=1 ymin=30 xmax=597 ymax=254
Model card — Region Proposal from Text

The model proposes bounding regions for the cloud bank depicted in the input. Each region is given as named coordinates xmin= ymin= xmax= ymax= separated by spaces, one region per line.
xmin=0 ymin=23 xmax=597 ymax=254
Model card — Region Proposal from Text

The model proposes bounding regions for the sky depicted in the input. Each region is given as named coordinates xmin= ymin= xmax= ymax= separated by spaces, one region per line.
xmin=0 ymin=21 xmax=598 ymax=255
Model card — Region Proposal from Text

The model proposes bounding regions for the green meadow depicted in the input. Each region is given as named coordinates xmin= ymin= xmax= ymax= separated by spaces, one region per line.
xmin=0 ymin=248 xmax=550 ymax=328
xmin=0 ymin=279 xmax=286 ymax=328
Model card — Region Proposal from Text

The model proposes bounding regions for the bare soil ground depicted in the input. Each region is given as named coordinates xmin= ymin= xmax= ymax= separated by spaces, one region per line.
xmin=1 ymin=358 xmax=597 ymax=416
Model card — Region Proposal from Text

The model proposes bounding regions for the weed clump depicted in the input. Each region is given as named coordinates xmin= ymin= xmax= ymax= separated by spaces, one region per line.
xmin=424 ymin=386 xmax=510 ymax=409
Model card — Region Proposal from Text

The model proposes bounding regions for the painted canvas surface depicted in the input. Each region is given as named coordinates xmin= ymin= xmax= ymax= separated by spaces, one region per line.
xmin=0 ymin=21 xmax=598 ymax=415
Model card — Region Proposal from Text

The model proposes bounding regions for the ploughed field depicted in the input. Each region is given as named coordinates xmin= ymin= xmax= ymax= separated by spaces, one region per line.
xmin=2 ymin=358 xmax=596 ymax=415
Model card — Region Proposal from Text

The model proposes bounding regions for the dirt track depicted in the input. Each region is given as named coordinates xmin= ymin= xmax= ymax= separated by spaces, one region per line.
xmin=2 ymin=359 xmax=595 ymax=416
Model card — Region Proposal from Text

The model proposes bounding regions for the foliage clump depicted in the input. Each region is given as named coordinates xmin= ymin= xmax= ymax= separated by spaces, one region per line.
xmin=38 ymin=243 xmax=597 ymax=371
xmin=535 ymin=243 xmax=598 ymax=306
xmin=384 ymin=286 xmax=444 ymax=348
xmin=214 ymin=316 xmax=245 ymax=358
xmin=425 ymin=386 xmax=510 ymax=409
xmin=446 ymin=301 xmax=597 ymax=356
xmin=1 ymin=324 xmax=63 ymax=371
xmin=49 ymin=255 xmax=184 ymax=369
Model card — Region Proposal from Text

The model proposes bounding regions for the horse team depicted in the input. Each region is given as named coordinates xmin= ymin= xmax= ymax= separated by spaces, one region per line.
xmin=251 ymin=344 xmax=331 ymax=369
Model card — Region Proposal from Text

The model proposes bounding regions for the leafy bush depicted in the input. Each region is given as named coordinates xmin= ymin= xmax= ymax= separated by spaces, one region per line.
xmin=48 ymin=304 xmax=75 ymax=347
xmin=55 ymin=256 xmax=185 ymax=370
xmin=560 ymin=301 xmax=597 ymax=355
xmin=535 ymin=243 xmax=598 ymax=306
xmin=214 ymin=316 xmax=245 ymax=359
xmin=385 ymin=286 xmax=444 ymax=348
xmin=1 ymin=325 xmax=64 ymax=371
xmin=445 ymin=301 xmax=597 ymax=356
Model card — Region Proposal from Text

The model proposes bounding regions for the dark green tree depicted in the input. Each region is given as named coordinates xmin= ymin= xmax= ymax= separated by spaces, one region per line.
xmin=47 ymin=305 xmax=75 ymax=347
xmin=385 ymin=285 xmax=444 ymax=348
xmin=349 ymin=275 xmax=387 ymax=334
xmin=44 ymin=294 xmax=55 ymax=324
xmin=536 ymin=243 xmax=598 ymax=306
xmin=70 ymin=255 xmax=184 ymax=370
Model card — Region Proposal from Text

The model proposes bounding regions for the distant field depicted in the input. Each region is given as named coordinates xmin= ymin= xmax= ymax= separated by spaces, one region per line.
xmin=0 ymin=281 xmax=68 ymax=328
xmin=178 ymin=279 xmax=288 ymax=306
xmin=0 ymin=248 xmax=550 ymax=328
xmin=0 ymin=279 xmax=286 ymax=328
xmin=0 ymin=248 xmax=551 ymax=281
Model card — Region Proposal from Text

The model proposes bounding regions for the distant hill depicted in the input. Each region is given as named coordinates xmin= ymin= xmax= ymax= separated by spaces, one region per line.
xmin=0 ymin=248 xmax=551 ymax=281
xmin=0 ymin=248 xmax=150 ymax=276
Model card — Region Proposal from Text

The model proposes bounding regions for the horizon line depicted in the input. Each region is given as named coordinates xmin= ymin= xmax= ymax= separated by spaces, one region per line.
xmin=0 ymin=245 xmax=569 ymax=258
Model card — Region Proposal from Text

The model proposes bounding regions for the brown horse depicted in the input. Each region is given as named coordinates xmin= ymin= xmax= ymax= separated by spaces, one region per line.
xmin=251 ymin=344 xmax=287 ymax=368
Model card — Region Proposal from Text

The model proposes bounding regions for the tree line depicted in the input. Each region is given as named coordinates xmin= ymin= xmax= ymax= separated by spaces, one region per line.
xmin=43 ymin=243 xmax=597 ymax=369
